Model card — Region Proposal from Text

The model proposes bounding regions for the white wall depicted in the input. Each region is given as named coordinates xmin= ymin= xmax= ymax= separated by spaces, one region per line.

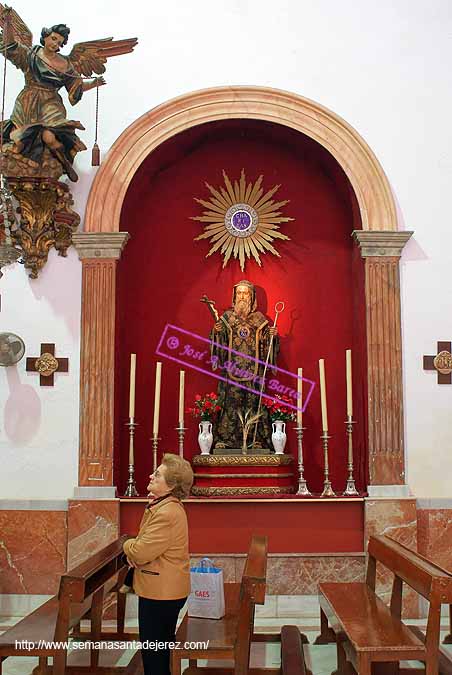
xmin=0 ymin=249 xmax=80 ymax=498
xmin=0 ymin=0 xmax=451 ymax=498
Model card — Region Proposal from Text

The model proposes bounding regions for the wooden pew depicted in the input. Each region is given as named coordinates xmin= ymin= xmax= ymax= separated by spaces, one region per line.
xmin=444 ymin=604 xmax=452 ymax=644
xmin=407 ymin=550 xmax=452 ymax=647
xmin=0 ymin=535 xmax=132 ymax=675
xmin=317 ymin=534 xmax=452 ymax=675
xmin=171 ymin=534 xmax=283 ymax=675
xmin=280 ymin=625 xmax=307 ymax=675
xmin=387 ymin=538 xmax=452 ymax=675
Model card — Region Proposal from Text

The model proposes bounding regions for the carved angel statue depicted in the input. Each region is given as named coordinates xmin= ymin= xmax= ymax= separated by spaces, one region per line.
xmin=0 ymin=6 xmax=137 ymax=181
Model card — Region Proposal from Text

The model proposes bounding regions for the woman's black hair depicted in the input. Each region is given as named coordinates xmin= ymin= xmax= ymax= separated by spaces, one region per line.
xmin=40 ymin=24 xmax=70 ymax=47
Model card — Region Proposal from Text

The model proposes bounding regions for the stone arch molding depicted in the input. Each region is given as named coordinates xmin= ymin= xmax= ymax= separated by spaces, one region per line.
xmin=84 ymin=86 xmax=397 ymax=233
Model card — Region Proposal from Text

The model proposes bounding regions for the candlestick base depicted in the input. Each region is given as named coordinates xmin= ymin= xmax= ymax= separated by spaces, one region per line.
xmin=321 ymin=480 xmax=336 ymax=497
xmin=297 ymin=479 xmax=312 ymax=496
xmin=343 ymin=477 xmax=359 ymax=496
xmin=124 ymin=464 xmax=139 ymax=497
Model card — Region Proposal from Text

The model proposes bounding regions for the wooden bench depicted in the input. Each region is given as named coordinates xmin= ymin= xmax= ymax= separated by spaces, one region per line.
xmin=398 ymin=553 xmax=452 ymax=658
xmin=171 ymin=534 xmax=286 ymax=675
xmin=317 ymin=534 xmax=452 ymax=675
xmin=280 ymin=625 xmax=307 ymax=675
xmin=401 ymin=544 xmax=452 ymax=658
xmin=387 ymin=539 xmax=452 ymax=675
xmin=444 ymin=604 xmax=452 ymax=644
xmin=0 ymin=535 xmax=131 ymax=675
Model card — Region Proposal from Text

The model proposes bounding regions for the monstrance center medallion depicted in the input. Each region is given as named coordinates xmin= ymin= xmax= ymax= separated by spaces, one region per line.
xmin=192 ymin=169 xmax=293 ymax=271
xmin=225 ymin=204 xmax=258 ymax=238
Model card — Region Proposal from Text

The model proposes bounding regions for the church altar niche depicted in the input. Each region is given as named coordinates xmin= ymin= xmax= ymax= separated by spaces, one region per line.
xmin=115 ymin=118 xmax=367 ymax=496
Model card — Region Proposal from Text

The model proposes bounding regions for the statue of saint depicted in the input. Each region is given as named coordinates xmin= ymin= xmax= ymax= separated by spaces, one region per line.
xmin=209 ymin=280 xmax=279 ymax=450
xmin=0 ymin=7 xmax=137 ymax=181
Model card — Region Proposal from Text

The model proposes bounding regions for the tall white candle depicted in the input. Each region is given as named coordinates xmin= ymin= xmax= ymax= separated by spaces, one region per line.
xmin=152 ymin=362 xmax=162 ymax=435
xmin=297 ymin=367 xmax=303 ymax=425
xmin=129 ymin=353 xmax=136 ymax=418
xmin=346 ymin=349 xmax=353 ymax=417
xmin=179 ymin=370 xmax=185 ymax=426
xmin=319 ymin=359 xmax=328 ymax=432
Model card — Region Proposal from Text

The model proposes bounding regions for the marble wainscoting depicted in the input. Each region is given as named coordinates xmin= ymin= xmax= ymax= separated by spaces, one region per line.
xmin=0 ymin=498 xmax=121 ymax=618
xmin=0 ymin=501 xmax=68 ymax=616
xmin=417 ymin=500 xmax=452 ymax=619
xmin=364 ymin=497 xmax=419 ymax=617
xmin=189 ymin=553 xmax=366 ymax=619
xmin=417 ymin=500 xmax=452 ymax=572
xmin=67 ymin=499 xmax=121 ymax=621
xmin=67 ymin=499 xmax=120 ymax=569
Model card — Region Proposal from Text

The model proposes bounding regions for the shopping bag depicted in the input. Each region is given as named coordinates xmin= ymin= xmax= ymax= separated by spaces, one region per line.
xmin=187 ymin=557 xmax=225 ymax=619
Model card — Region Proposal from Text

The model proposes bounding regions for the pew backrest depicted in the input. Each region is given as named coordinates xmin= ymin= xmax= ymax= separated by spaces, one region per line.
xmin=54 ymin=535 xmax=129 ymax=642
xmin=368 ymin=535 xmax=452 ymax=605
xmin=235 ymin=534 xmax=268 ymax=675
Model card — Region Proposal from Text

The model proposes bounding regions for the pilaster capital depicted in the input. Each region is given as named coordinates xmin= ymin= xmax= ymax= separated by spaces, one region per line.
xmin=72 ymin=231 xmax=130 ymax=260
xmin=352 ymin=230 xmax=413 ymax=258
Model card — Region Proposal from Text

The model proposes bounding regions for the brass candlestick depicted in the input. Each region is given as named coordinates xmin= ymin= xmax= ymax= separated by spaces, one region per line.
xmin=152 ymin=432 xmax=160 ymax=472
xmin=343 ymin=416 xmax=359 ymax=496
xmin=124 ymin=417 xmax=139 ymax=497
xmin=320 ymin=430 xmax=336 ymax=497
xmin=294 ymin=425 xmax=311 ymax=496
xmin=175 ymin=423 xmax=186 ymax=457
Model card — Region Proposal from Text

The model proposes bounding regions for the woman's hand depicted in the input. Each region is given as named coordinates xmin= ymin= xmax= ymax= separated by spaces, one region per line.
xmin=127 ymin=556 xmax=138 ymax=568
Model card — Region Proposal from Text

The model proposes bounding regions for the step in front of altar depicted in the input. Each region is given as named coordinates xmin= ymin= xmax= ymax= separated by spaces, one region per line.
xmin=192 ymin=453 xmax=295 ymax=496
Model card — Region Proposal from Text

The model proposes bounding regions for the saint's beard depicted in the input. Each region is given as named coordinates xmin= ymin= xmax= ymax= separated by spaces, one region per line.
xmin=235 ymin=297 xmax=251 ymax=318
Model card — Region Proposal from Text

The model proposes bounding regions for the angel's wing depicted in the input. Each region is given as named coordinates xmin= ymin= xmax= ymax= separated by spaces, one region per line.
xmin=67 ymin=36 xmax=138 ymax=77
xmin=0 ymin=4 xmax=32 ymax=47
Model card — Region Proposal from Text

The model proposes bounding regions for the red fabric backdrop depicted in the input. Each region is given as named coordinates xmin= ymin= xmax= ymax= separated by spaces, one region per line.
xmin=116 ymin=119 xmax=368 ymax=494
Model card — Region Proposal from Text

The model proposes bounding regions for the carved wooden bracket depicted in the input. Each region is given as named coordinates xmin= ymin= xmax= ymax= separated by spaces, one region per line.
xmin=7 ymin=177 xmax=80 ymax=279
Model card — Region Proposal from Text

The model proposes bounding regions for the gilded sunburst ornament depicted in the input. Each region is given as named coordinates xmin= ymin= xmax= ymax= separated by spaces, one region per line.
xmin=192 ymin=169 xmax=293 ymax=271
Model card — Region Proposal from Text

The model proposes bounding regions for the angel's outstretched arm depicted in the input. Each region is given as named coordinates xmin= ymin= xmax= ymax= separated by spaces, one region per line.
xmin=0 ymin=33 xmax=29 ymax=72
xmin=0 ymin=4 xmax=32 ymax=72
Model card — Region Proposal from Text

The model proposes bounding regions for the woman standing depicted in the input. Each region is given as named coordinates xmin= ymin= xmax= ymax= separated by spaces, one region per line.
xmin=123 ymin=453 xmax=193 ymax=675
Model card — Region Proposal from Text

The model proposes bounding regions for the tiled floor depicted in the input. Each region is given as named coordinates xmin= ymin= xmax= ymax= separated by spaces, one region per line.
xmin=1 ymin=616 xmax=451 ymax=674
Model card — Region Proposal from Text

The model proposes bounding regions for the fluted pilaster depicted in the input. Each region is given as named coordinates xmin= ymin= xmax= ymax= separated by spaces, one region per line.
xmin=353 ymin=231 xmax=412 ymax=485
xmin=73 ymin=232 xmax=129 ymax=486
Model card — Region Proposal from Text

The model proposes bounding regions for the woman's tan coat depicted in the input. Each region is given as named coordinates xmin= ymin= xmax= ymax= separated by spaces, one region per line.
xmin=123 ymin=495 xmax=190 ymax=600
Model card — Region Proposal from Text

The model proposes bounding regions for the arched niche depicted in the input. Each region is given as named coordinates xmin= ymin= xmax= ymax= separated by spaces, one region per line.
xmin=76 ymin=87 xmax=410 ymax=490
xmin=84 ymin=86 xmax=397 ymax=234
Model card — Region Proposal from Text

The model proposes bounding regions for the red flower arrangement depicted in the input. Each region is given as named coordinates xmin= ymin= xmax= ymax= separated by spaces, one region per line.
xmin=262 ymin=394 xmax=296 ymax=422
xmin=187 ymin=392 xmax=222 ymax=421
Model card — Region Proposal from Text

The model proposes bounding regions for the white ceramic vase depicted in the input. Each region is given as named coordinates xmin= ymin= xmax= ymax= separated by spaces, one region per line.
xmin=271 ymin=420 xmax=287 ymax=454
xmin=198 ymin=420 xmax=213 ymax=455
